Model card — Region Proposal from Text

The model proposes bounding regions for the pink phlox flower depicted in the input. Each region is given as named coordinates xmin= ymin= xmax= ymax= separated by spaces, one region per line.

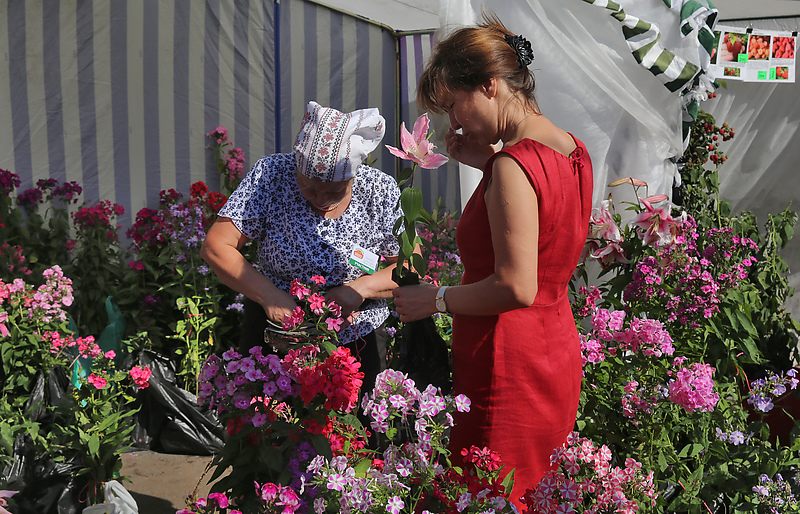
xmin=207 ymin=492 xmax=229 ymax=508
xmin=283 ymin=306 xmax=305 ymax=330
xmin=559 ymin=479 xmax=581 ymax=500
xmin=87 ymin=373 xmax=108 ymax=389
xmin=563 ymin=457 xmax=581 ymax=476
xmin=325 ymin=316 xmax=343 ymax=332
xmin=207 ymin=125 xmax=228 ymax=144
xmin=308 ymin=293 xmax=326 ymax=315
xmin=386 ymin=496 xmax=405 ymax=514
xmin=454 ymin=394 xmax=471 ymax=412
xmin=130 ymin=366 xmax=152 ymax=388
xmin=625 ymin=458 xmax=643 ymax=471
xmin=668 ymin=362 xmax=719 ymax=413
xmin=596 ymin=444 xmax=612 ymax=464
xmin=631 ymin=197 xmax=679 ymax=247
xmin=386 ymin=113 xmax=449 ymax=169
xmin=278 ymin=487 xmax=300 ymax=513
xmin=327 ymin=301 xmax=342 ymax=317
xmin=554 ymin=502 xmax=576 ymax=513
xmin=289 ymin=279 xmax=311 ymax=300
xmin=309 ymin=275 xmax=326 ymax=285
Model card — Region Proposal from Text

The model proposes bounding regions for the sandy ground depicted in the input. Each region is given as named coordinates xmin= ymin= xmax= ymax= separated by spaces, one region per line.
xmin=119 ymin=451 xmax=218 ymax=513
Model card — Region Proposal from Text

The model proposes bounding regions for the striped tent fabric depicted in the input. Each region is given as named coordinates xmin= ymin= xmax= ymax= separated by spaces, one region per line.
xmin=0 ymin=0 xmax=451 ymax=230
xmin=398 ymin=30 xmax=461 ymax=214
xmin=581 ymin=0 xmax=719 ymax=145
xmin=1 ymin=0 xmax=281 ymax=228
xmin=275 ymin=0 xmax=397 ymax=168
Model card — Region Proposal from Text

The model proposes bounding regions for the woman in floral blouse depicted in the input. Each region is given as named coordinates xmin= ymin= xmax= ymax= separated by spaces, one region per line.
xmin=201 ymin=101 xmax=402 ymax=391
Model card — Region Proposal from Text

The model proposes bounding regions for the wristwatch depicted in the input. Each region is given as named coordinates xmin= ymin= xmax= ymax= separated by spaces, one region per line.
xmin=435 ymin=286 xmax=450 ymax=313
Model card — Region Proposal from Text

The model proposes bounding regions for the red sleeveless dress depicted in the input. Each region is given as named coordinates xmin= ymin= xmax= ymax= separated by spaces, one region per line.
xmin=450 ymin=136 xmax=593 ymax=510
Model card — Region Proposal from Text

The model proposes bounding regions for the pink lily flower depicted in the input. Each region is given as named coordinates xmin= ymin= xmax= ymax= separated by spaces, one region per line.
xmin=589 ymin=199 xmax=622 ymax=242
xmin=0 ymin=490 xmax=17 ymax=514
xmin=386 ymin=113 xmax=449 ymax=169
xmin=631 ymin=197 xmax=677 ymax=247
xmin=590 ymin=241 xmax=629 ymax=267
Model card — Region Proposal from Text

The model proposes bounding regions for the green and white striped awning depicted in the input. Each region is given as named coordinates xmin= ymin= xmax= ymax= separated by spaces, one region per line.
xmin=582 ymin=0 xmax=719 ymax=144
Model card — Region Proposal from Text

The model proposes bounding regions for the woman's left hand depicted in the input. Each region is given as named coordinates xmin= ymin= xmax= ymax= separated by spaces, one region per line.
xmin=392 ymin=282 xmax=439 ymax=323
xmin=325 ymin=284 xmax=365 ymax=320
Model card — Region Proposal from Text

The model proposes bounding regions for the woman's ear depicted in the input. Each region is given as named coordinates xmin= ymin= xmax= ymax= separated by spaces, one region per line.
xmin=481 ymin=77 xmax=498 ymax=99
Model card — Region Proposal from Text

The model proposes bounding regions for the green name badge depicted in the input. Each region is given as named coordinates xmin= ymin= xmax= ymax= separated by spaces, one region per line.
xmin=349 ymin=245 xmax=379 ymax=275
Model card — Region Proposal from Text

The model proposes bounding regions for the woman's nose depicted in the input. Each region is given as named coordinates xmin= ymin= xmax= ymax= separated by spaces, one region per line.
xmin=448 ymin=112 xmax=460 ymax=131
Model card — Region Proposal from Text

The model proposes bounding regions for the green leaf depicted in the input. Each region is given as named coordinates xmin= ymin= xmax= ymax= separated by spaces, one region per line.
xmin=400 ymin=188 xmax=423 ymax=222
xmin=411 ymin=252 xmax=427 ymax=276
xmin=396 ymin=166 xmax=414 ymax=186
xmin=88 ymin=433 xmax=101 ymax=457
xmin=735 ymin=309 xmax=758 ymax=337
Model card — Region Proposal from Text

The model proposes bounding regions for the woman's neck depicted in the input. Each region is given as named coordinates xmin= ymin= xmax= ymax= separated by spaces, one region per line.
xmin=500 ymin=107 xmax=540 ymax=148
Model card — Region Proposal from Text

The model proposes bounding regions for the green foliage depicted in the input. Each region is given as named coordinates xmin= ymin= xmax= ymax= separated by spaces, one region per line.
xmin=170 ymin=294 xmax=221 ymax=395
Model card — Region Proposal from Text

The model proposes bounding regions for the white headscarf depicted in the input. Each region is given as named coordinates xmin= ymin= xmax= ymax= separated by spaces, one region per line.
xmin=293 ymin=101 xmax=385 ymax=182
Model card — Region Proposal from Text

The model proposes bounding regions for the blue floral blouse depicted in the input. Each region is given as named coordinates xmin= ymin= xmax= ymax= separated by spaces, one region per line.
xmin=218 ymin=152 xmax=402 ymax=344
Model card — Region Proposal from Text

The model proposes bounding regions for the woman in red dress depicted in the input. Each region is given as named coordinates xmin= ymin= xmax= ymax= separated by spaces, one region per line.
xmin=392 ymin=14 xmax=593 ymax=510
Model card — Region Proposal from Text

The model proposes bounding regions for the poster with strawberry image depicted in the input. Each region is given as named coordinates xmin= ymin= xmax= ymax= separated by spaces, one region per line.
xmin=742 ymin=31 xmax=773 ymax=82
xmin=769 ymin=34 xmax=796 ymax=83
xmin=710 ymin=25 xmax=796 ymax=84
xmin=745 ymin=29 xmax=796 ymax=83
xmin=713 ymin=27 xmax=748 ymax=80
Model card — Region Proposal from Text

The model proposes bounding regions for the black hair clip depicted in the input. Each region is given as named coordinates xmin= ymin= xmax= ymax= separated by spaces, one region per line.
xmin=505 ymin=33 xmax=534 ymax=68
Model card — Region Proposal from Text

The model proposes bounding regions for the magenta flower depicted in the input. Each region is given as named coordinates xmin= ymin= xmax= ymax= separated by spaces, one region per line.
xmin=289 ymin=279 xmax=311 ymax=300
xmin=386 ymin=113 xmax=449 ymax=169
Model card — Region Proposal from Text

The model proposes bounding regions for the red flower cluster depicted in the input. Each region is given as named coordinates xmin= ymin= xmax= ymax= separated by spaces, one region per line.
xmin=461 ymin=445 xmax=503 ymax=472
xmin=304 ymin=415 xmax=368 ymax=458
xmin=422 ymin=447 xmax=509 ymax=514
xmin=295 ymin=346 xmax=363 ymax=412
xmin=72 ymin=200 xmax=124 ymax=239
xmin=0 ymin=168 xmax=20 ymax=196
xmin=188 ymin=180 xmax=227 ymax=226
xmin=127 ymin=207 xmax=170 ymax=252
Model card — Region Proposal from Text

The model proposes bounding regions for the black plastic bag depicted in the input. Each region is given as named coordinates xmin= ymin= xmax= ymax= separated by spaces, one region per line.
xmin=393 ymin=270 xmax=452 ymax=394
xmin=126 ymin=350 xmax=225 ymax=455
xmin=3 ymin=435 xmax=88 ymax=514
xmin=2 ymin=368 xmax=88 ymax=514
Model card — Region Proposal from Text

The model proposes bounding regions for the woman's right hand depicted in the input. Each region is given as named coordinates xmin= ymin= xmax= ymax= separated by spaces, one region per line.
xmin=445 ymin=128 xmax=498 ymax=170
xmin=261 ymin=291 xmax=300 ymax=327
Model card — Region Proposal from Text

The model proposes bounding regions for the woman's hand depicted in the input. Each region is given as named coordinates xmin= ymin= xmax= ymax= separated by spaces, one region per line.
xmin=392 ymin=282 xmax=439 ymax=323
xmin=445 ymin=128 xmax=499 ymax=170
xmin=324 ymin=284 xmax=365 ymax=320
xmin=261 ymin=291 xmax=300 ymax=326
